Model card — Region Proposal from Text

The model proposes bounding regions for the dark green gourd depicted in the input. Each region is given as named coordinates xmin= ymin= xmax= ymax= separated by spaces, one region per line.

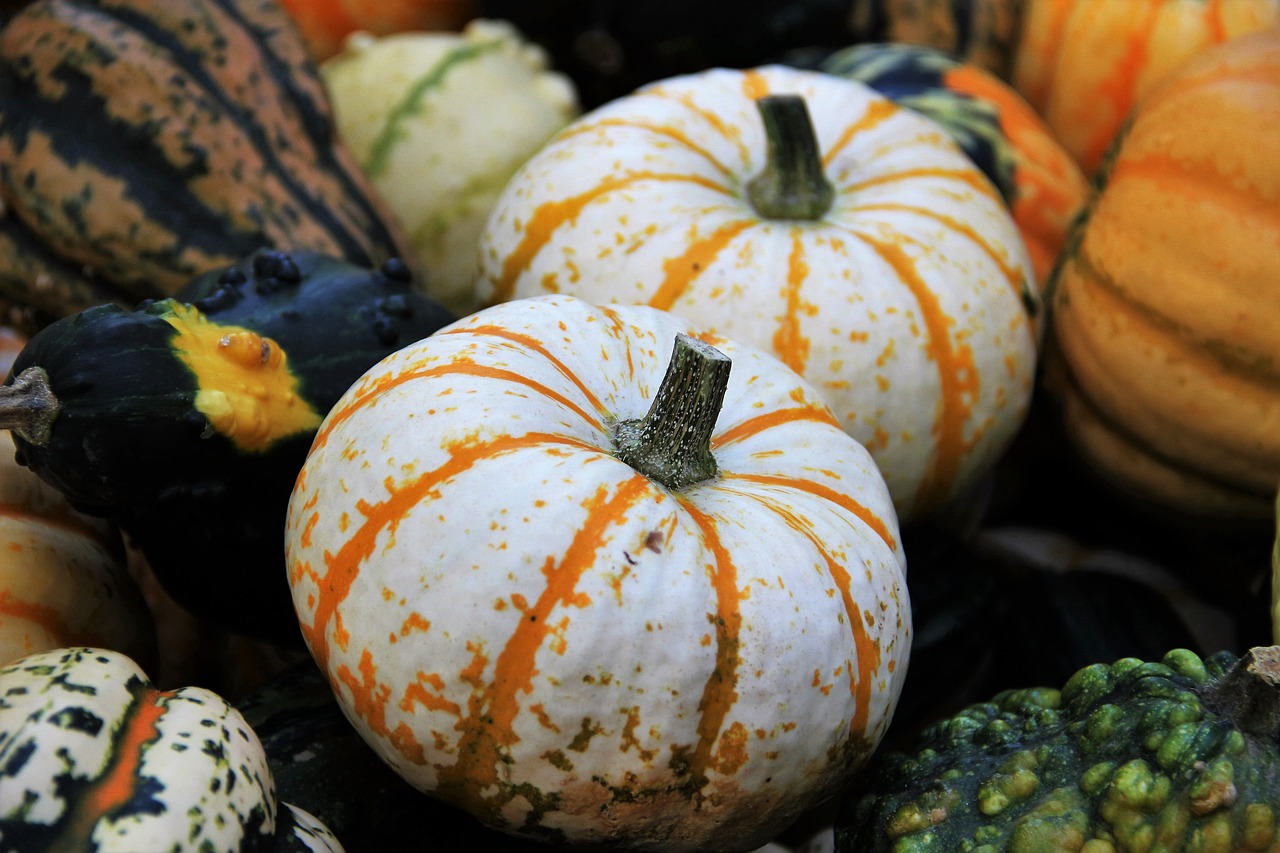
xmin=0 ymin=249 xmax=454 ymax=643
xmin=836 ymin=647 xmax=1280 ymax=852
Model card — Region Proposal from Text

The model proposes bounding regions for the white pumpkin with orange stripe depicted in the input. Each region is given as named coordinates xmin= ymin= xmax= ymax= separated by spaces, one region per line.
xmin=284 ymin=294 xmax=910 ymax=851
xmin=475 ymin=64 xmax=1039 ymax=520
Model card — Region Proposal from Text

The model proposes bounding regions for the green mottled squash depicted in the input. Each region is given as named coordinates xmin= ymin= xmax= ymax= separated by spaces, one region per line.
xmin=836 ymin=646 xmax=1280 ymax=852
xmin=0 ymin=646 xmax=343 ymax=852
xmin=0 ymin=0 xmax=418 ymax=331
xmin=0 ymin=249 xmax=454 ymax=643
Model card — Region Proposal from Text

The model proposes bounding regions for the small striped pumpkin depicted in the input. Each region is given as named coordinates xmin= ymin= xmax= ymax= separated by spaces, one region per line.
xmin=284 ymin=294 xmax=910 ymax=851
xmin=0 ymin=0 xmax=418 ymax=330
xmin=476 ymin=65 xmax=1039 ymax=520
xmin=1012 ymin=0 xmax=1280 ymax=175
xmin=1047 ymin=30 xmax=1280 ymax=520
xmin=0 ymin=646 xmax=344 ymax=852
xmin=816 ymin=41 xmax=1089 ymax=292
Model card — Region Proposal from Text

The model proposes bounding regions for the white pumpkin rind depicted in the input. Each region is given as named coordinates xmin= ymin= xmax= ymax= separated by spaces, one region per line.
xmin=475 ymin=64 xmax=1038 ymax=520
xmin=285 ymin=294 xmax=911 ymax=851
xmin=0 ymin=647 xmax=339 ymax=852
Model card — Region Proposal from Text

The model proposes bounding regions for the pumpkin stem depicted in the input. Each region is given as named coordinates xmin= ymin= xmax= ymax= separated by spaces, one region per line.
xmin=1201 ymin=646 xmax=1280 ymax=741
xmin=613 ymin=334 xmax=730 ymax=490
xmin=0 ymin=366 xmax=59 ymax=447
xmin=746 ymin=94 xmax=835 ymax=221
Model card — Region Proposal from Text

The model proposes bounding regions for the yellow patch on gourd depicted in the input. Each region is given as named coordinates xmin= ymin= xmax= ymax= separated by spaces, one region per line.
xmin=161 ymin=303 xmax=322 ymax=452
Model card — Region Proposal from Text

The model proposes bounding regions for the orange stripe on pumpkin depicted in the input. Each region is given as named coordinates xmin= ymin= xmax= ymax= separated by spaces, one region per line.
xmin=488 ymin=171 xmax=734 ymax=305
xmin=645 ymin=88 xmax=754 ymax=169
xmin=723 ymin=472 xmax=897 ymax=553
xmin=47 ymin=687 xmax=169 ymax=853
xmin=841 ymin=165 xmax=1001 ymax=202
xmin=771 ymin=230 xmax=814 ymax=376
xmin=435 ymin=475 xmax=655 ymax=815
xmin=553 ymin=116 xmax=737 ymax=181
xmin=302 ymin=432 xmax=600 ymax=667
xmin=741 ymin=493 xmax=882 ymax=745
xmin=712 ymin=404 xmax=841 ymax=449
xmin=823 ymin=99 xmax=899 ymax=167
xmin=443 ymin=324 xmax=609 ymax=418
xmin=844 ymin=229 xmax=978 ymax=510
xmin=850 ymin=201 xmax=1027 ymax=296
xmin=646 ymin=219 xmax=754 ymax=311
xmin=677 ymin=498 xmax=746 ymax=793
xmin=314 ymin=361 xmax=605 ymax=451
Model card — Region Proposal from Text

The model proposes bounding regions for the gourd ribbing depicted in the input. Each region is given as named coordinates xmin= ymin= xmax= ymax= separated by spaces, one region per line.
xmin=613 ymin=333 xmax=730 ymax=490
xmin=746 ymin=94 xmax=835 ymax=221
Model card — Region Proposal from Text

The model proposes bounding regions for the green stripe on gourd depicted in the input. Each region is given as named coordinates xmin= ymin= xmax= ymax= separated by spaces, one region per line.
xmin=364 ymin=38 xmax=506 ymax=178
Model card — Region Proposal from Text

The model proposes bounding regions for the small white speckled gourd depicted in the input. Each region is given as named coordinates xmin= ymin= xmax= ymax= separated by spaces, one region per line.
xmin=0 ymin=647 xmax=343 ymax=852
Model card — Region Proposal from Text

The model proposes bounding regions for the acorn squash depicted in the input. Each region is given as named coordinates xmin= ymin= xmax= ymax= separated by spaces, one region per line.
xmin=0 ymin=249 xmax=454 ymax=643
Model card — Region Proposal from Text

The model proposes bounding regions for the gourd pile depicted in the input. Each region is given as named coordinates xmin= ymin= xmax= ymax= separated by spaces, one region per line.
xmin=0 ymin=1 xmax=1277 ymax=851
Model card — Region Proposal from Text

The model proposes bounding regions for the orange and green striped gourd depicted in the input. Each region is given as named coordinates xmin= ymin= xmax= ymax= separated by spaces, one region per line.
xmin=284 ymin=294 xmax=911 ymax=851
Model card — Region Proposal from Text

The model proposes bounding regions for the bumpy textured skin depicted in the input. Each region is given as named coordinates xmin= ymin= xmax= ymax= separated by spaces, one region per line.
xmin=0 ymin=646 xmax=343 ymax=852
xmin=0 ymin=0 xmax=419 ymax=329
xmin=286 ymin=294 xmax=911 ymax=851
xmin=476 ymin=65 xmax=1038 ymax=521
xmin=836 ymin=648 xmax=1280 ymax=852
xmin=5 ymin=250 xmax=454 ymax=642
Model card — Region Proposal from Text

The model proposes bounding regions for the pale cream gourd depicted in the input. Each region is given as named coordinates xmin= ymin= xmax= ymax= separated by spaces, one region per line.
xmin=475 ymin=65 xmax=1039 ymax=520
xmin=322 ymin=19 xmax=580 ymax=314
xmin=284 ymin=294 xmax=911 ymax=851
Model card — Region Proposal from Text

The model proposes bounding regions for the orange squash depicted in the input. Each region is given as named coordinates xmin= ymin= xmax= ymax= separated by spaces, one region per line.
xmin=1047 ymin=30 xmax=1280 ymax=520
xmin=1013 ymin=0 xmax=1280 ymax=175
xmin=278 ymin=0 xmax=476 ymax=61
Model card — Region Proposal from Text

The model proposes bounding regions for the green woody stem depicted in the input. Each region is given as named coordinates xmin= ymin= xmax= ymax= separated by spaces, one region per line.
xmin=0 ymin=366 xmax=58 ymax=446
xmin=613 ymin=334 xmax=731 ymax=490
xmin=746 ymin=94 xmax=835 ymax=221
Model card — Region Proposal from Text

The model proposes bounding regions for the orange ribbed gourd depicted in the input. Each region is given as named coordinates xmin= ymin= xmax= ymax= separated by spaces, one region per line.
xmin=1013 ymin=0 xmax=1280 ymax=175
xmin=1047 ymin=30 xmax=1280 ymax=520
